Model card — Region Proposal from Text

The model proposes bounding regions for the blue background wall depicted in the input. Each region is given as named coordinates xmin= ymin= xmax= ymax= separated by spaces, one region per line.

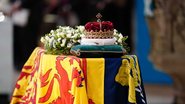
xmin=135 ymin=0 xmax=172 ymax=84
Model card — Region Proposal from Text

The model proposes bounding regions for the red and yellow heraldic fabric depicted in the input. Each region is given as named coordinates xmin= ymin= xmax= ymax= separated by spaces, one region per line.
xmin=10 ymin=47 xmax=147 ymax=104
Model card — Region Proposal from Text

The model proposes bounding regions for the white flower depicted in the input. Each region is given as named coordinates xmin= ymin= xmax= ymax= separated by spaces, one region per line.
xmin=113 ymin=29 xmax=118 ymax=34
xmin=67 ymin=30 xmax=72 ymax=33
xmin=56 ymin=29 xmax=61 ymax=33
xmin=57 ymin=38 xmax=61 ymax=42
xmin=56 ymin=32 xmax=61 ymax=37
xmin=67 ymin=43 xmax=72 ymax=48
xmin=65 ymin=26 xmax=70 ymax=30
xmin=71 ymin=33 xmax=78 ymax=38
xmin=49 ymin=37 xmax=54 ymax=42
xmin=77 ymin=26 xmax=85 ymax=32
xmin=48 ymin=37 xmax=54 ymax=47
xmin=118 ymin=33 xmax=123 ymax=37
xmin=77 ymin=39 xmax=81 ymax=43
xmin=60 ymin=38 xmax=66 ymax=47
xmin=60 ymin=33 xmax=66 ymax=38
xmin=50 ymin=30 xmax=54 ymax=33
xmin=118 ymin=37 xmax=123 ymax=43
xmin=66 ymin=33 xmax=72 ymax=38
xmin=45 ymin=35 xmax=50 ymax=40
xmin=40 ymin=37 xmax=45 ymax=43
xmin=53 ymin=40 xmax=57 ymax=48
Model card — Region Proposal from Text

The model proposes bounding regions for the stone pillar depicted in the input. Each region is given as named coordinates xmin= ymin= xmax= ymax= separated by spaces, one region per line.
xmin=146 ymin=0 xmax=185 ymax=104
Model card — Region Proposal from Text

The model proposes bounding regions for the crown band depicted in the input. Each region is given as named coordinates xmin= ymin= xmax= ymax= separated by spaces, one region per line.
xmin=85 ymin=30 xmax=114 ymax=39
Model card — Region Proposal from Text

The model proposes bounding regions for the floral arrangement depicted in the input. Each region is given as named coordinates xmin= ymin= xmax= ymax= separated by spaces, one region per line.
xmin=40 ymin=26 xmax=130 ymax=55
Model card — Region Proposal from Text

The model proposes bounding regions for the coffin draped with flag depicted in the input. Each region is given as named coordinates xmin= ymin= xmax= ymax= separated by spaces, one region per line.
xmin=11 ymin=47 xmax=147 ymax=104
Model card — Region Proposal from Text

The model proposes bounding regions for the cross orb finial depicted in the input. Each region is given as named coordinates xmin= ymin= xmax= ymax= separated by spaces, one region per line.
xmin=96 ymin=13 xmax=102 ymax=22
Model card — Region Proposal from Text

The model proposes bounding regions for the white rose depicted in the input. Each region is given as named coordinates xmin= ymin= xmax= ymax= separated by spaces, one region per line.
xmin=67 ymin=43 xmax=72 ymax=48
xmin=53 ymin=40 xmax=56 ymax=48
xmin=78 ymin=26 xmax=85 ymax=32
xmin=65 ymin=26 xmax=70 ymax=30
xmin=60 ymin=38 xmax=66 ymax=47
xmin=56 ymin=32 xmax=61 ymax=37
xmin=50 ymin=30 xmax=54 ymax=33
xmin=118 ymin=37 xmax=123 ymax=43
xmin=67 ymin=33 xmax=72 ymax=38
xmin=61 ymin=33 xmax=65 ymax=38
xmin=40 ymin=37 xmax=45 ymax=43
xmin=114 ymin=29 xmax=118 ymax=33
xmin=57 ymin=38 xmax=61 ymax=42
xmin=58 ymin=26 xmax=62 ymax=29
xmin=77 ymin=39 xmax=81 ymax=43
xmin=51 ymin=33 xmax=55 ymax=36
xmin=118 ymin=33 xmax=123 ymax=37
xmin=45 ymin=36 xmax=50 ymax=40
xmin=56 ymin=29 xmax=61 ymax=33
xmin=49 ymin=38 xmax=54 ymax=48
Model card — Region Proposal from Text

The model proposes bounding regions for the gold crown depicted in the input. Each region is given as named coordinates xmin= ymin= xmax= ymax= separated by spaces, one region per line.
xmin=84 ymin=13 xmax=114 ymax=39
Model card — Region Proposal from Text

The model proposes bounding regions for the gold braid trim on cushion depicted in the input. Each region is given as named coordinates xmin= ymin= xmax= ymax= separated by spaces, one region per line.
xmin=85 ymin=30 xmax=114 ymax=39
